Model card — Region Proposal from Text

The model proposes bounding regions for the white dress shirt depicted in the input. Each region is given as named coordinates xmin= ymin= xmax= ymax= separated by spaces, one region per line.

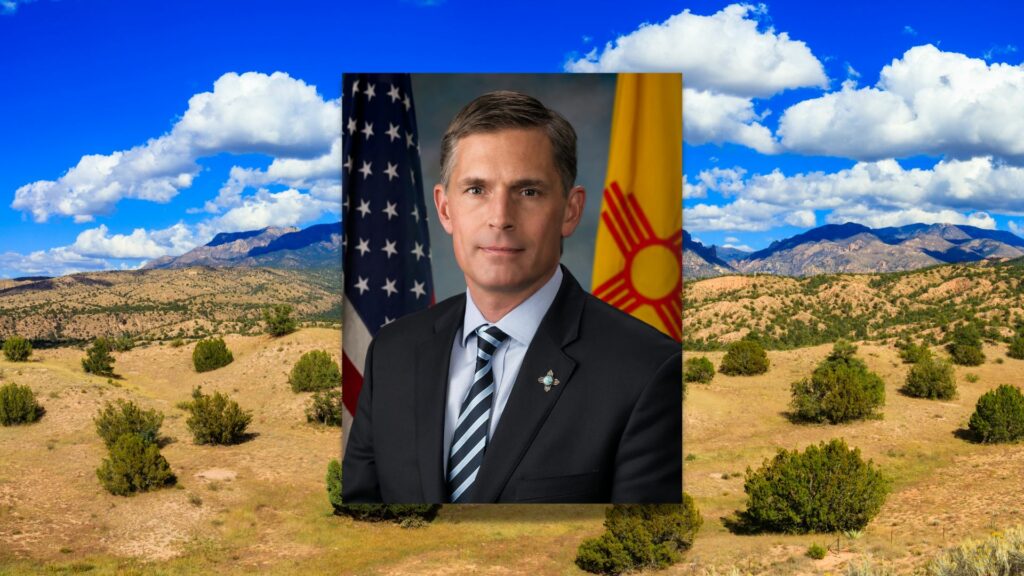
xmin=442 ymin=266 xmax=563 ymax=474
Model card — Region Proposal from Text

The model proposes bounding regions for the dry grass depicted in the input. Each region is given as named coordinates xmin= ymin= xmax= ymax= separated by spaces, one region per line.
xmin=0 ymin=328 xmax=613 ymax=575
xmin=683 ymin=342 xmax=1024 ymax=575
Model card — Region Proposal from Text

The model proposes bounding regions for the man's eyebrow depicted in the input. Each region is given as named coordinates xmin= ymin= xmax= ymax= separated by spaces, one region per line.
xmin=455 ymin=177 xmax=549 ymax=188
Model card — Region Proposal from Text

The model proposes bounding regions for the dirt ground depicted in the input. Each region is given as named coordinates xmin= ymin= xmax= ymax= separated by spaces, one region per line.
xmin=0 ymin=329 xmax=341 ymax=567
xmin=682 ymin=342 xmax=1024 ymax=575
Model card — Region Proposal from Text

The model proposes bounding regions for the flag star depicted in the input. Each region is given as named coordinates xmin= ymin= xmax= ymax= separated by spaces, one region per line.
xmin=410 ymin=280 xmax=426 ymax=299
xmin=405 ymin=131 xmax=415 ymax=148
xmin=358 ymin=160 xmax=372 ymax=179
xmin=381 ymin=239 xmax=398 ymax=258
xmin=384 ymin=162 xmax=399 ymax=181
xmin=361 ymin=122 xmax=374 ymax=140
xmin=351 ymin=79 xmax=360 ymax=97
xmin=403 ymin=94 xmax=411 ymax=111
xmin=342 ymin=195 xmax=349 ymax=210
xmin=386 ymin=123 xmax=400 ymax=142
xmin=356 ymin=199 xmax=371 ymax=218
xmin=344 ymin=154 xmax=353 ymax=172
xmin=409 ymin=166 xmax=416 ymax=184
xmin=387 ymin=84 xmax=401 ymax=103
xmin=382 ymin=278 xmax=398 ymax=297
xmin=411 ymin=205 xmax=420 ymax=222
xmin=355 ymin=237 xmax=370 ymax=255
xmin=354 ymin=276 xmax=370 ymax=294
xmin=411 ymin=242 xmax=425 ymax=261
xmin=346 ymin=116 xmax=357 ymax=135
xmin=365 ymin=82 xmax=376 ymax=101
xmin=383 ymin=201 xmax=399 ymax=220
xmin=382 ymin=316 xmax=394 ymax=327
xmin=341 ymin=236 xmax=347 ymax=249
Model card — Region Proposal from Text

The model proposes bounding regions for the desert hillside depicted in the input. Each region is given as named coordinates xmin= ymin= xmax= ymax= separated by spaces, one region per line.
xmin=0 ymin=267 xmax=340 ymax=343
xmin=684 ymin=259 xmax=1024 ymax=349
xmin=684 ymin=342 xmax=1024 ymax=575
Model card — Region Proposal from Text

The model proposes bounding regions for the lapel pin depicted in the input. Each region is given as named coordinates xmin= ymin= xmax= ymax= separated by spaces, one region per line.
xmin=538 ymin=369 xmax=560 ymax=392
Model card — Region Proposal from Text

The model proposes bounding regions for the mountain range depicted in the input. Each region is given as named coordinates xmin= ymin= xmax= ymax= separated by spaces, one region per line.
xmin=684 ymin=222 xmax=1024 ymax=277
xmin=143 ymin=222 xmax=341 ymax=270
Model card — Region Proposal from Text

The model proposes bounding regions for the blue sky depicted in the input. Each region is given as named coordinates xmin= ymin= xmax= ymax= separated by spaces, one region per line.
xmin=3 ymin=0 xmax=1024 ymax=277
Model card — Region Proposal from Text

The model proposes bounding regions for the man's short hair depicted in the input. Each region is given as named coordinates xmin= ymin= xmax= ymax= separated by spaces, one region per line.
xmin=439 ymin=90 xmax=577 ymax=195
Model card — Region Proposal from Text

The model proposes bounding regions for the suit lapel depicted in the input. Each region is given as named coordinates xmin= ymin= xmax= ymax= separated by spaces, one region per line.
xmin=470 ymin=268 xmax=584 ymax=502
xmin=414 ymin=295 xmax=464 ymax=503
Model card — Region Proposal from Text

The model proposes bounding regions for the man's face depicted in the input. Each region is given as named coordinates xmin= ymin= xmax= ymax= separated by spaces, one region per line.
xmin=434 ymin=128 xmax=585 ymax=301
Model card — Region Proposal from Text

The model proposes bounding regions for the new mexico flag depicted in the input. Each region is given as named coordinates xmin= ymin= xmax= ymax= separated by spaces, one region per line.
xmin=591 ymin=73 xmax=682 ymax=341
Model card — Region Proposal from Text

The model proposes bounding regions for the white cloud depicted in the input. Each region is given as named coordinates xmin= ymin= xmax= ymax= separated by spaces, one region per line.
xmin=71 ymin=223 xmax=200 ymax=259
xmin=176 ymin=72 xmax=339 ymax=158
xmin=1009 ymin=220 xmax=1024 ymax=237
xmin=723 ymin=243 xmax=755 ymax=252
xmin=698 ymin=166 xmax=748 ymax=195
xmin=826 ymin=207 xmax=996 ymax=229
xmin=565 ymin=3 xmax=826 ymax=98
xmin=778 ymin=45 xmax=1024 ymax=161
xmin=785 ymin=209 xmax=817 ymax=228
xmin=683 ymin=177 xmax=706 ymax=199
xmin=1 ymin=0 xmax=33 ymax=14
xmin=0 ymin=247 xmax=109 ymax=278
xmin=566 ymin=3 xmax=825 ymax=154
xmin=11 ymin=72 xmax=340 ymax=223
xmin=684 ymin=89 xmax=779 ymax=153
xmin=204 ymin=137 xmax=342 ymax=213
xmin=685 ymin=198 xmax=791 ymax=231
xmin=205 ymin=188 xmax=338 ymax=233
xmin=688 ymin=156 xmax=1024 ymax=232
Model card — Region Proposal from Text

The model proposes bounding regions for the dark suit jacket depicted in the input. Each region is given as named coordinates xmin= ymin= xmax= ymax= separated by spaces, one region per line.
xmin=342 ymin=266 xmax=682 ymax=503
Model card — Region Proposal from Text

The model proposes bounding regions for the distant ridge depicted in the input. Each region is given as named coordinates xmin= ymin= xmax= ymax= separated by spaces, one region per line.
xmin=733 ymin=222 xmax=1024 ymax=277
xmin=143 ymin=222 xmax=340 ymax=271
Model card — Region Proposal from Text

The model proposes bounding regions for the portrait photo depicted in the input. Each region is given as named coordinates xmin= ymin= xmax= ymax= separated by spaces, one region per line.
xmin=341 ymin=72 xmax=683 ymax=504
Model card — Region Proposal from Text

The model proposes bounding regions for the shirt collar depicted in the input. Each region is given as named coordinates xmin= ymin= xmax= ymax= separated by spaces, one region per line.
xmin=461 ymin=266 xmax=563 ymax=348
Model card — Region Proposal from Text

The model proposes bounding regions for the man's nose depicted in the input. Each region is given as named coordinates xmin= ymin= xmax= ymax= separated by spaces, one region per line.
xmin=487 ymin=190 xmax=515 ymax=230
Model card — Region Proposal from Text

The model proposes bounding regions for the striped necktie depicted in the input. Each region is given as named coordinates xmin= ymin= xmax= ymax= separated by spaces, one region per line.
xmin=447 ymin=324 xmax=508 ymax=502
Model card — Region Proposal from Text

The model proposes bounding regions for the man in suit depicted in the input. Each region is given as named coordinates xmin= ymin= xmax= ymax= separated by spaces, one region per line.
xmin=342 ymin=90 xmax=681 ymax=503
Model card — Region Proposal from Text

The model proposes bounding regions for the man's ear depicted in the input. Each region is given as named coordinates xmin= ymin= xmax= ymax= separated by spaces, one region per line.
xmin=561 ymin=185 xmax=586 ymax=238
xmin=434 ymin=184 xmax=454 ymax=235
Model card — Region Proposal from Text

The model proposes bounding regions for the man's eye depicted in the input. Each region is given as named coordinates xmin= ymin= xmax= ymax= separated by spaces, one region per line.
xmin=466 ymin=186 xmax=483 ymax=195
xmin=522 ymin=188 xmax=539 ymax=197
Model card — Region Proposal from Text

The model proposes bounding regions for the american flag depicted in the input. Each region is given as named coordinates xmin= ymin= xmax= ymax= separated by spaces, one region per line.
xmin=341 ymin=73 xmax=434 ymax=446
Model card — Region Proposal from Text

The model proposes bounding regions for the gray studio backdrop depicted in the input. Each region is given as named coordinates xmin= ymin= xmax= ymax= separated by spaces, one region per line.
xmin=412 ymin=73 xmax=616 ymax=301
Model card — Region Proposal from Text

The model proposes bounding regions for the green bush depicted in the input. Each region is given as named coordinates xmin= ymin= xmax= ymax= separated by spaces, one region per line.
xmin=289 ymin=350 xmax=341 ymax=392
xmin=946 ymin=323 xmax=985 ymax=366
xmin=901 ymin=355 xmax=957 ymax=400
xmin=94 ymin=399 xmax=164 ymax=448
xmin=264 ymin=304 xmax=297 ymax=337
xmin=740 ymin=439 xmax=888 ymax=533
xmin=3 ymin=336 xmax=32 ymax=362
xmin=1008 ymin=336 xmax=1024 ymax=360
xmin=192 ymin=337 xmax=233 ymax=372
xmin=575 ymin=496 xmax=702 ymax=575
xmin=306 ymin=389 xmax=343 ymax=426
xmin=170 ymin=337 xmax=185 ymax=348
xmin=82 ymin=337 xmax=115 ymax=377
xmin=719 ymin=339 xmax=769 ymax=376
xmin=790 ymin=341 xmax=885 ymax=424
xmin=110 ymin=334 xmax=134 ymax=352
xmin=967 ymin=384 xmax=1024 ymax=443
xmin=326 ymin=459 xmax=440 ymax=524
xmin=683 ymin=356 xmax=715 ymax=384
xmin=897 ymin=340 xmax=930 ymax=364
xmin=0 ymin=383 xmax=44 ymax=426
xmin=96 ymin=433 xmax=175 ymax=496
xmin=182 ymin=386 xmax=252 ymax=445
xmin=806 ymin=543 xmax=827 ymax=560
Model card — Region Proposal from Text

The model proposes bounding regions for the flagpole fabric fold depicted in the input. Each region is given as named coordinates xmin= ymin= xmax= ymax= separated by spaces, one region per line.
xmin=591 ymin=73 xmax=683 ymax=341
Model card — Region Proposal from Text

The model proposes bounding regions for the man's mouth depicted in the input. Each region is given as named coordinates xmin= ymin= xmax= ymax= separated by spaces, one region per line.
xmin=479 ymin=246 xmax=525 ymax=254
